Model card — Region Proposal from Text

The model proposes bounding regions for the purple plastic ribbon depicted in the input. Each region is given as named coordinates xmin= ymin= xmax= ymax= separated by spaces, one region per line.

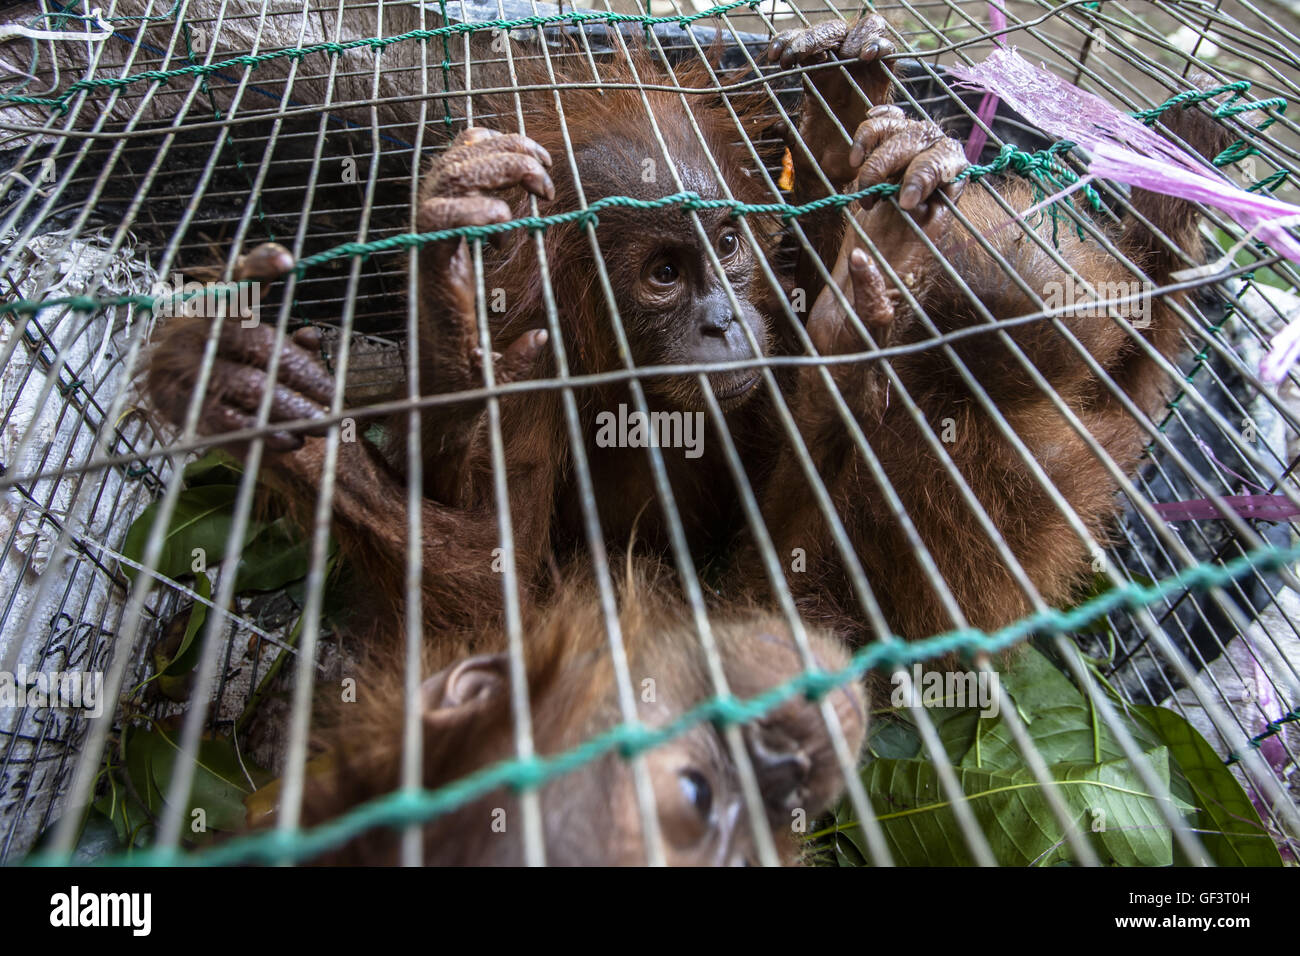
xmin=1151 ymin=494 xmax=1300 ymax=522
xmin=964 ymin=2 xmax=1008 ymax=162
xmin=946 ymin=48 xmax=1300 ymax=384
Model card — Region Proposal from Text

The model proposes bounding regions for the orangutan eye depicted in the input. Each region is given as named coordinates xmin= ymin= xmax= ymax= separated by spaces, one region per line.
xmin=679 ymin=768 xmax=713 ymax=818
xmin=646 ymin=254 xmax=681 ymax=287
xmin=717 ymin=231 xmax=740 ymax=258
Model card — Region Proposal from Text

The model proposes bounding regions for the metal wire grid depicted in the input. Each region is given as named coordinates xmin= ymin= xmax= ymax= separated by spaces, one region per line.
xmin=0 ymin=0 xmax=1295 ymax=865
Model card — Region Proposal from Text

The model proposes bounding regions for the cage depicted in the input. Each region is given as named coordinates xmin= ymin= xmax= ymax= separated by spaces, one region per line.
xmin=0 ymin=0 xmax=1297 ymax=868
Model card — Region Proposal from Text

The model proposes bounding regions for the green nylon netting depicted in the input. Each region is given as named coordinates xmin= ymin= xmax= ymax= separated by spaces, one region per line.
xmin=6 ymin=1 xmax=1297 ymax=865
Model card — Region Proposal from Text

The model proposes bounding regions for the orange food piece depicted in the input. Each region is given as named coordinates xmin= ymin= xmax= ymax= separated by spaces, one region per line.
xmin=779 ymin=148 xmax=795 ymax=191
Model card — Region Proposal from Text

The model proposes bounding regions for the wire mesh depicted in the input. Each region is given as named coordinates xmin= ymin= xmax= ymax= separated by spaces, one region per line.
xmin=0 ymin=0 xmax=1296 ymax=866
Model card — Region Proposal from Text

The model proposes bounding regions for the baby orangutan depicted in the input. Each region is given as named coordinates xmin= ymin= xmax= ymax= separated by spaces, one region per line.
xmin=757 ymin=27 xmax=1232 ymax=645
xmin=143 ymin=16 xmax=1227 ymax=678
xmin=143 ymin=15 xmax=948 ymax=636
xmin=296 ymin=561 xmax=865 ymax=865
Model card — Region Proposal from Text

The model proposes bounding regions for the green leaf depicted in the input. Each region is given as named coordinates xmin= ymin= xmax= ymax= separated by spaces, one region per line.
xmin=868 ymin=676 xmax=997 ymax=764
xmin=89 ymin=728 xmax=162 ymax=848
xmin=151 ymin=573 xmax=211 ymax=701
xmin=36 ymin=807 xmax=124 ymax=863
xmin=71 ymin=808 xmax=123 ymax=861
xmin=934 ymin=707 xmax=985 ymax=764
xmin=844 ymin=752 xmax=1180 ymax=865
xmin=828 ymin=823 xmax=867 ymax=866
xmin=233 ymin=517 xmax=319 ymax=593
xmin=867 ymin=712 xmax=922 ymax=760
xmin=1131 ymin=704 xmax=1283 ymax=867
xmin=132 ymin=726 xmax=272 ymax=838
xmin=996 ymin=644 xmax=1086 ymax=722
xmin=822 ymin=646 xmax=1200 ymax=866
xmin=182 ymin=450 xmax=244 ymax=487
xmin=91 ymin=787 xmax=152 ymax=848
xmin=154 ymin=572 xmax=210 ymax=678
xmin=90 ymin=724 xmax=274 ymax=850
xmin=125 ymin=725 xmax=163 ymax=817
xmin=121 ymin=485 xmax=243 ymax=582
xmin=973 ymin=646 xmax=1162 ymax=770
xmin=124 ymin=484 xmax=320 ymax=596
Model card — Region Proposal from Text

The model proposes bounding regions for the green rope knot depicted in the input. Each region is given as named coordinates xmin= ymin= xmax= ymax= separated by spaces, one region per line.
xmin=1225 ymin=707 xmax=1300 ymax=765
xmin=506 ymin=756 xmax=548 ymax=792
xmin=387 ymin=789 xmax=428 ymax=815
xmin=261 ymin=829 xmax=302 ymax=857
xmin=1216 ymin=95 xmax=1287 ymax=121
xmin=1133 ymin=81 xmax=1251 ymax=124
xmin=1214 ymin=141 xmax=1259 ymax=167
xmin=1135 ymin=81 xmax=1288 ymax=178
xmin=615 ymin=723 xmax=659 ymax=759
xmin=800 ymin=669 xmax=839 ymax=702
xmin=709 ymin=694 xmax=749 ymax=728
xmin=960 ymin=140 xmax=1101 ymax=242
xmin=677 ymin=191 xmax=707 ymax=212
xmin=961 ymin=142 xmax=1097 ymax=200
xmin=869 ymin=643 xmax=912 ymax=673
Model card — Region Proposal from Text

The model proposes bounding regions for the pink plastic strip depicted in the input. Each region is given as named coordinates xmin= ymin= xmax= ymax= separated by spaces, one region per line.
xmin=1151 ymin=494 xmax=1300 ymax=522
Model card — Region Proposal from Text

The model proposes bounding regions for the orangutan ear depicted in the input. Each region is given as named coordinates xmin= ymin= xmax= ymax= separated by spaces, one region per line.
xmin=420 ymin=654 xmax=509 ymax=727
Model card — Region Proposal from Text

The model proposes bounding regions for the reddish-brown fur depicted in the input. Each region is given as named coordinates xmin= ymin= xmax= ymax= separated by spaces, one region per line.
xmin=145 ymin=47 xmax=801 ymax=637
xmin=139 ymin=20 xmax=1235 ymax=863
xmin=400 ymin=50 xmax=792 ymax=569
xmin=298 ymin=560 xmax=865 ymax=865
xmin=143 ymin=21 xmax=1228 ymax=660
xmin=757 ymin=98 xmax=1231 ymax=648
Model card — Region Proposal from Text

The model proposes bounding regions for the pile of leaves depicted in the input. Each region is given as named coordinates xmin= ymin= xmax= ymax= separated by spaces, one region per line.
xmin=48 ymin=452 xmax=329 ymax=856
xmin=814 ymin=645 xmax=1283 ymax=866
